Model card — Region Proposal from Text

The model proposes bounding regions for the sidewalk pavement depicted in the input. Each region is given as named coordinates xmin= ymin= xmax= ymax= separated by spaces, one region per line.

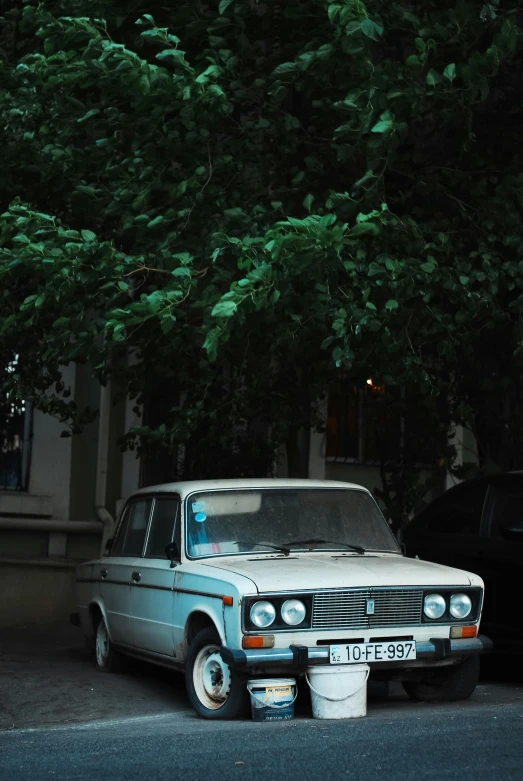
xmin=1 ymin=623 xmax=522 ymax=730
xmin=0 ymin=623 xmax=191 ymax=730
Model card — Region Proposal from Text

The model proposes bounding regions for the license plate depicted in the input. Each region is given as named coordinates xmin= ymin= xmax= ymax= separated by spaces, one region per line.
xmin=330 ymin=641 xmax=416 ymax=664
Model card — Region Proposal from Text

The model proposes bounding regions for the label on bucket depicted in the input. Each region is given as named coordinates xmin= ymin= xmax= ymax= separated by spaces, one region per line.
xmin=265 ymin=685 xmax=291 ymax=701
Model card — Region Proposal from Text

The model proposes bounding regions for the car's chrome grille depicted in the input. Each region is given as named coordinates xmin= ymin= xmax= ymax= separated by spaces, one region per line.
xmin=312 ymin=589 xmax=423 ymax=629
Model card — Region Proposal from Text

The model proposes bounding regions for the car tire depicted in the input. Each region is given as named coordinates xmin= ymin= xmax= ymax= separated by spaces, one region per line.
xmin=403 ymin=654 xmax=480 ymax=702
xmin=94 ymin=614 xmax=122 ymax=673
xmin=185 ymin=628 xmax=247 ymax=719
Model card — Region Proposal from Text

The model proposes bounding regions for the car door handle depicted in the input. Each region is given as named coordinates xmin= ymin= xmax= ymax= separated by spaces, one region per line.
xmin=131 ymin=571 xmax=141 ymax=583
xmin=100 ymin=568 xmax=108 ymax=579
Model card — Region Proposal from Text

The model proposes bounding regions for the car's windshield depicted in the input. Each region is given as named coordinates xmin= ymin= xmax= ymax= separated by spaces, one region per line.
xmin=185 ymin=488 xmax=399 ymax=558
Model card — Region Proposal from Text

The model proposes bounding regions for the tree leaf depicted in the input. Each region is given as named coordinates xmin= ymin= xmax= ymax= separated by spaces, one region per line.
xmin=303 ymin=193 xmax=314 ymax=212
xmin=421 ymin=259 xmax=437 ymax=273
xmin=371 ymin=113 xmax=394 ymax=133
xmin=360 ymin=19 xmax=384 ymax=41
xmin=219 ymin=0 xmax=235 ymax=15
xmin=350 ymin=222 xmax=380 ymax=237
xmin=76 ymin=108 xmax=100 ymax=124
xmin=211 ymin=300 xmax=237 ymax=317
xmin=426 ymin=69 xmax=442 ymax=87
xmin=156 ymin=49 xmax=189 ymax=68
xmin=328 ymin=5 xmax=341 ymax=23
xmin=52 ymin=317 xmax=70 ymax=328
xmin=443 ymin=63 xmax=456 ymax=82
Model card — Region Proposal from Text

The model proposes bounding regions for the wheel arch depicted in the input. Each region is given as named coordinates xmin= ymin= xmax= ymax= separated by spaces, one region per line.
xmin=88 ymin=599 xmax=112 ymax=641
xmin=185 ymin=609 xmax=224 ymax=649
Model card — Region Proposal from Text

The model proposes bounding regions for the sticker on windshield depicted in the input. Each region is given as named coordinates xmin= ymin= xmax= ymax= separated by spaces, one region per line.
xmin=192 ymin=501 xmax=206 ymax=513
xmin=194 ymin=512 xmax=207 ymax=523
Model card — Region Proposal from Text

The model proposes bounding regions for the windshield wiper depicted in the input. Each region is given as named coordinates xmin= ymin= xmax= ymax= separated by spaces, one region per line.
xmin=233 ymin=541 xmax=290 ymax=556
xmin=283 ymin=538 xmax=365 ymax=554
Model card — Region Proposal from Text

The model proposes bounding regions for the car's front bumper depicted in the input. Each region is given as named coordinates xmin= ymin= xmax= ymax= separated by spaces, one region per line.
xmin=220 ymin=635 xmax=493 ymax=670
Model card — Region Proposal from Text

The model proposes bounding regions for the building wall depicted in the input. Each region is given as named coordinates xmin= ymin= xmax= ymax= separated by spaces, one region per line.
xmin=0 ymin=562 xmax=77 ymax=626
xmin=0 ymin=365 xmax=107 ymax=627
xmin=26 ymin=365 xmax=77 ymax=520
xmin=105 ymin=383 xmax=126 ymax=520
xmin=69 ymin=365 xmax=100 ymax=522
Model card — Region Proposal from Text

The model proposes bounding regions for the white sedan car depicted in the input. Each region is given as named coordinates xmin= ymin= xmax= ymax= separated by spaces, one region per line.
xmin=73 ymin=479 xmax=491 ymax=719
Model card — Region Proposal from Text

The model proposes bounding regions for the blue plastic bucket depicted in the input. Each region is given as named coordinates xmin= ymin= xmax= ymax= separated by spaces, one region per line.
xmin=247 ymin=678 xmax=297 ymax=722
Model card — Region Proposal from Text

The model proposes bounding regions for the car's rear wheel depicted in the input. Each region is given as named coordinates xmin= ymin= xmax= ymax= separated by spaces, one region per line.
xmin=403 ymin=654 xmax=480 ymax=702
xmin=185 ymin=628 xmax=247 ymax=719
xmin=94 ymin=614 xmax=122 ymax=673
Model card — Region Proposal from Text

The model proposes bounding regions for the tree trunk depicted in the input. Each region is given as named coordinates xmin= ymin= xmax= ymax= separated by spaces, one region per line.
xmin=286 ymin=425 xmax=310 ymax=478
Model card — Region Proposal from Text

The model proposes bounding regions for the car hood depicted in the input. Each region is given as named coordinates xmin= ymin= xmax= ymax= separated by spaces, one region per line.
xmin=203 ymin=553 xmax=474 ymax=593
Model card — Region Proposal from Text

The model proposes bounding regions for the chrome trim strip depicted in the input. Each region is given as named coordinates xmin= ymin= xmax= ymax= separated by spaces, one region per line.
xmin=131 ymin=583 xmax=173 ymax=592
xmin=175 ymin=587 xmax=228 ymax=600
xmin=141 ymin=497 xmax=156 ymax=557
xmin=247 ymin=585 xmax=481 ymax=597
xmin=76 ymin=580 xmax=227 ymax=599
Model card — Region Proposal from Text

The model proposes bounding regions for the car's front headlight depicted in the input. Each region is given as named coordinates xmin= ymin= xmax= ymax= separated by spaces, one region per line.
xmin=424 ymin=593 xmax=446 ymax=619
xmin=250 ymin=600 xmax=276 ymax=628
xmin=449 ymin=593 xmax=472 ymax=619
xmin=281 ymin=599 xmax=306 ymax=626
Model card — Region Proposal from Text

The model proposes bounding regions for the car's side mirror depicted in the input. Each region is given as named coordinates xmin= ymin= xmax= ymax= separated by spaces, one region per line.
xmin=500 ymin=524 xmax=523 ymax=540
xmin=165 ymin=542 xmax=180 ymax=568
xmin=104 ymin=537 xmax=114 ymax=553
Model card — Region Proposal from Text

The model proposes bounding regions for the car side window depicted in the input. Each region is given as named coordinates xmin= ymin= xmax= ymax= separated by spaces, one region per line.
xmin=112 ymin=498 xmax=153 ymax=557
xmin=145 ymin=496 xmax=181 ymax=559
xmin=484 ymin=484 xmax=523 ymax=538
xmin=109 ymin=505 xmax=129 ymax=556
xmin=424 ymin=484 xmax=485 ymax=536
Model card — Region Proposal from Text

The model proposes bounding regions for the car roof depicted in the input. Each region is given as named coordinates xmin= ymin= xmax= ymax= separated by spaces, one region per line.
xmin=410 ymin=471 xmax=523 ymax=522
xmin=444 ymin=472 xmax=523 ymax=494
xmin=132 ymin=478 xmax=370 ymax=501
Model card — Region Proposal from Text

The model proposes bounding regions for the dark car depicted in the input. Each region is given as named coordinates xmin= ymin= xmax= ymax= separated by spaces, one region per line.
xmin=403 ymin=473 xmax=523 ymax=656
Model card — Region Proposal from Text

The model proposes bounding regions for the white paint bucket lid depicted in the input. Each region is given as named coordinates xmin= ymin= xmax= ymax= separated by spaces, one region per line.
xmin=248 ymin=678 xmax=296 ymax=688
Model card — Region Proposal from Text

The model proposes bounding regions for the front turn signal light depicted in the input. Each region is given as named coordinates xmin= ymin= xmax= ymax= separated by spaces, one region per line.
xmin=242 ymin=635 xmax=275 ymax=649
xmin=450 ymin=625 xmax=477 ymax=639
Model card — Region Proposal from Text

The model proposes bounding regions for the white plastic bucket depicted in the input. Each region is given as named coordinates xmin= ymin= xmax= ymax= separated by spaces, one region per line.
xmin=306 ymin=664 xmax=369 ymax=719
xmin=247 ymin=678 xmax=297 ymax=722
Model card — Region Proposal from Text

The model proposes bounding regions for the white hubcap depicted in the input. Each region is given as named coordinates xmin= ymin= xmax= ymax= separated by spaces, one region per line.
xmin=96 ymin=620 xmax=110 ymax=668
xmin=193 ymin=644 xmax=231 ymax=710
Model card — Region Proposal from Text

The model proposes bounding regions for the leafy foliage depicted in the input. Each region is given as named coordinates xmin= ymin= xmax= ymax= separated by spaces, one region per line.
xmin=1 ymin=0 xmax=522 ymax=521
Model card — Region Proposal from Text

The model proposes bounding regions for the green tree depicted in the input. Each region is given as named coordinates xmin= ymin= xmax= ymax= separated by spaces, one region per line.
xmin=1 ymin=0 xmax=522 ymax=523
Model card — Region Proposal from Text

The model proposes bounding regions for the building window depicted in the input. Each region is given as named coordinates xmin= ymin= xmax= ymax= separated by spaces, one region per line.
xmin=0 ymin=357 xmax=32 ymax=490
xmin=326 ymin=378 xmax=438 ymax=467
xmin=326 ymin=378 xmax=401 ymax=464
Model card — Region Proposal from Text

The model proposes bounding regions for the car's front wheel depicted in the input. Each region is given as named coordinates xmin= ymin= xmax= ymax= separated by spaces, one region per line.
xmin=94 ymin=614 xmax=122 ymax=673
xmin=185 ymin=628 xmax=247 ymax=719
xmin=403 ymin=654 xmax=480 ymax=702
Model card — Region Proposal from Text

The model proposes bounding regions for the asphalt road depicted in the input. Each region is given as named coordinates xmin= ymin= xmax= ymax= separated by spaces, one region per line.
xmin=1 ymin=702 xmax=522 ymax=781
